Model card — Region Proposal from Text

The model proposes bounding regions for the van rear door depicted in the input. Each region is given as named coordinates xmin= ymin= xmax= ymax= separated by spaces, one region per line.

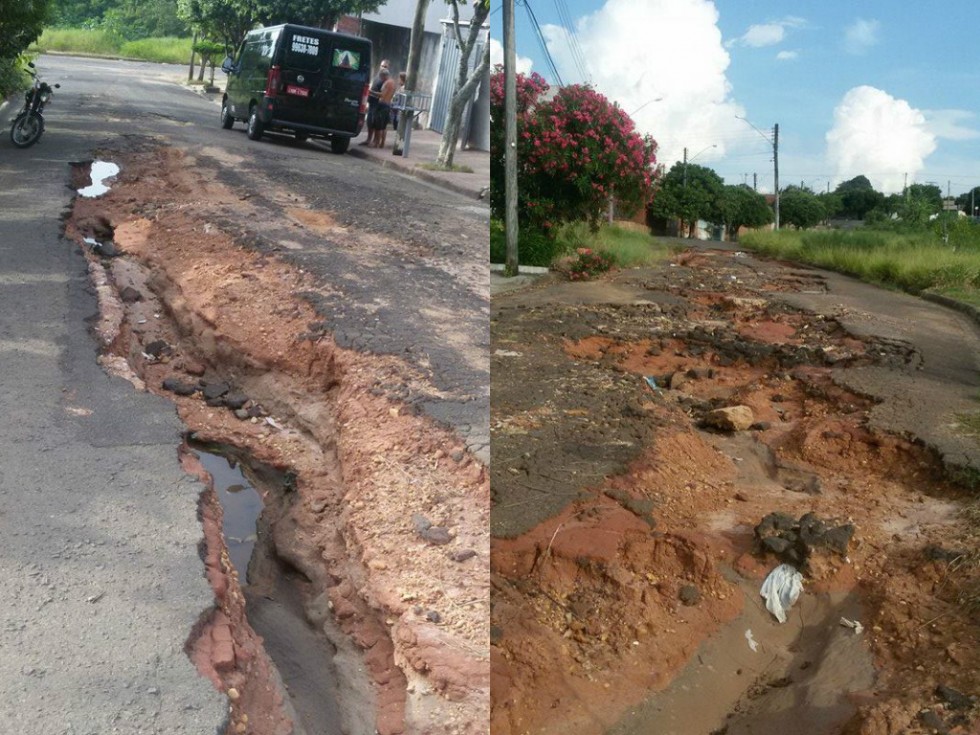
xmin=275 ymin=28 xmax=330 ymax=130
xmin=320 ymin=39 xmax=371 ymax=134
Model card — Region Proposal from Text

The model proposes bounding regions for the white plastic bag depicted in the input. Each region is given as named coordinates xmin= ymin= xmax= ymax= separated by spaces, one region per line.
xmin=760 ymin=564 xmax=803 ymax=623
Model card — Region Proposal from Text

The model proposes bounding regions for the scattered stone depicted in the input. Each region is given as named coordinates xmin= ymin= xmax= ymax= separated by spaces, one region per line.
xmin=755 ymin=511 xmax=855 ymax=570
xmin=412 ymin=513 xmax=453 ymax=545
xmin=704 ymin=405 xmax=755 ymax=432
xmin=227 ymin=687 xmax=240 ymax=701
xmin=918 ymin=709 xmax=949 ymax=735
xmin=678 ymin=585 xmax=701 ymax=606
xmin=119 ymin=286 xmax=143 ymax=303
xmin=669 ymin=371 xmax=690 ymax=390
xmin=223 ymin=392 xmax=249 ymax=410
xmin=925 ymin=545 xmax=967 ymax=563
xmin=936 ymin=684 xmax=974 ymax=710
xmin=144 ymin=340 xmax=171 ymax=358
xmin=202 ymin=381 xmax=230 ymax=401
xmin=425 ymin=610 xmax=442 ymax=624
xmin=750 ymin=421 xmax=772 ymax=431
xmin=205 ymin=397 xmax=226 ymax=408
xmin=687 ymin=367 xmax=714 ymax=380
xmin=182 ymin=357 xmax=207 ymax=377
xmin=449 ymin=549 xmax=477 ymax=563
xmin=450 ymin=450 xmax=465 ymax=463
xmin=234 ymin=408 xmax=250 ymax=421
xmin=162 ymin=377 xmax=197 ymax=396
xmin=246 ymin=404 xmax=265 ymax=418
xmin=94 ymin=240 xmax=120 ymax=257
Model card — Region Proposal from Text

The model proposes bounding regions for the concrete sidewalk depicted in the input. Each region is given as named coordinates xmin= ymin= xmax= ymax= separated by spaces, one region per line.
xmin=347 ymin=126 xmax=489 ymax=200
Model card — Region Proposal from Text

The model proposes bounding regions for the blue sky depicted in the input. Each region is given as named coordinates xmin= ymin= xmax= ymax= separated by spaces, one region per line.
xmin=490 ymin=0 xmax=980 ymax=198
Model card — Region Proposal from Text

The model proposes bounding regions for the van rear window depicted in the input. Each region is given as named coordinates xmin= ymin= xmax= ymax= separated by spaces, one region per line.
xmin=284 ymin=33 xmax=323 ymax=71
xmin=332 ymin=49 xmax=362 ymax=71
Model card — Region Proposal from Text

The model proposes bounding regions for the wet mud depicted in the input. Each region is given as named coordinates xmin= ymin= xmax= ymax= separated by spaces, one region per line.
xmin=491 ymin=250 xmax=980 ymax=735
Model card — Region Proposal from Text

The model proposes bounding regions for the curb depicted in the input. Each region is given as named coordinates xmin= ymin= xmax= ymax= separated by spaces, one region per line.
xmin=346 ymin=147 xmax=484 ymax=200
xmin=921 ymin=290 xmax=980 ymax=328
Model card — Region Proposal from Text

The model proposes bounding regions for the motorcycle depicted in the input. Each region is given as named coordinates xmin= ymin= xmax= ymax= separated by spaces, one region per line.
xmin=9 ymin=61 xmax=60 ymax=148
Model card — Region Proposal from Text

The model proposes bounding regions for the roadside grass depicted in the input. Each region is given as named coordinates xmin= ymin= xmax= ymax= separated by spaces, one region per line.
xmin=30 ymin=28 xmax=192 ymax=64
xmin=741 ymin=228 xmax=980 ymax=297
xmin=119 ymin=37 xmax=193 ymax=64
xmin=490 ymin=218 xmax=672 ymax=270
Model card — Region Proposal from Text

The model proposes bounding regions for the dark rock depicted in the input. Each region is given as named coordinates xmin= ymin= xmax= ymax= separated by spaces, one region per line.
xmin=756 ymin=512 xmax=797 ymax=536
xmin=144 ymin=340 xmax=171 ymax=358
xmin=918 ymin=709 xmax=949 ymax=734
xmin=925 ymin=545 xmax=966 ymax=563
xmin=449 ymin=549 xmax=477 ymax=563
xmin=412 ymin=513 xmax=452 ymax=545
xmin=205 ymin=397 xmax=226 ymax=408
xmin=119 ymin=286 xmax=143 ymax=303
xmin=234 ymin=408 xmax=250 ymax=421
xmin=687 ymin=367 xmax=714 ymax=380
xmin=798 ymin=513 xmax=828 ymax=546
xmin=161 ymin=377 xmax=197 ymax=396
xmin=762 ymin=537 xmax=792 ymax=555
xmin=223 ymin=392 xmax=249 ymax=410
xmin=450 ymin=450 xmax=465 ymax=462
xmin=247 ymin=404 xmax=265 ymax=418
xmin=678 ymin=585 xmax=701 ymax=606
xmin=820 ymin=524 xmax=855 ymax=555
xmin=490 ymin=625 xmax=504 ymax=643
xmin=202 ymin=381 xmax=230 ymax=400
xmin=95 ymin=240 xmax=120 ymax=258
xmin=750 ymin=421 xmax=772 ymax=431
xmin=935 ymin=684 xmax=974 ymax=710
xmin=425 ymin=610 xmax=442 ymax=624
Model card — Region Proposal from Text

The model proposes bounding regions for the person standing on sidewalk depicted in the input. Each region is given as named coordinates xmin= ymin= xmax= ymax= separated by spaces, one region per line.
xmin=360 ymin=59 xmax=390 ymax=147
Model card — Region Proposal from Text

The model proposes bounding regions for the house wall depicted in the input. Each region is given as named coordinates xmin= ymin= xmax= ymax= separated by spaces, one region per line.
xmin=361 ymin=0 xmax=449 ymax=35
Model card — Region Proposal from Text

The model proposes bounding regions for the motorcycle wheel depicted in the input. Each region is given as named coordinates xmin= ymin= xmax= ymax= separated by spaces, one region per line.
xmin=10 ymin=111 xmax=43 ymax=148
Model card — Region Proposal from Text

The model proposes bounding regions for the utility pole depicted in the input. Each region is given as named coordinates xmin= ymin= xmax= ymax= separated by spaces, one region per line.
xmin=753 ymin=172 xmax=757 ymax=191
xmin=682 ymin=147 xmax=688 ymax=186
xmin=503 ymin=0 xmax=519 ymax=276
xmin=773 ymin=123 xmax=780 ymax=230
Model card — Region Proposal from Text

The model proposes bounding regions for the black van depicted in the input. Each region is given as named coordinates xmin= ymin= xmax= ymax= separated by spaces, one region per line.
xmin=220 ymin=24 xmax=372 ymax=154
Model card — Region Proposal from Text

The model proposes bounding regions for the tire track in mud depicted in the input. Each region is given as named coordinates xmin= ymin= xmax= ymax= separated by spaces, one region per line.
xmin=490 ymin=253 xmax=980 ymax=735
xmin=66 ymin=143 xmax=490 ymax=735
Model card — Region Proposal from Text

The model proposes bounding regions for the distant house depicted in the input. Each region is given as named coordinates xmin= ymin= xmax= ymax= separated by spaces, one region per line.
xmin=338 ymin=1 xmax=489 ymax=151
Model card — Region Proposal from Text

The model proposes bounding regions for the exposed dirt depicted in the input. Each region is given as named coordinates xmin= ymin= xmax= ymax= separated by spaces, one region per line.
xmin=66 ymin=144 xmax=489 ymax=734
xmin=491 ymin=250 xmax=980 ymax=735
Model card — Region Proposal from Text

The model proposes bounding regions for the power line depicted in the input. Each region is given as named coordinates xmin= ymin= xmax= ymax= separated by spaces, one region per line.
xmin=551 ymin=0 xmax=590 ymax=83
xmin=520 ymin=0 xmax=564 ymax=86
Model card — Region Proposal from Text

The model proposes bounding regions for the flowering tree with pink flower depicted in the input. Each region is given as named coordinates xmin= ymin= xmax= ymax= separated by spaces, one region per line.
xmin=490 ymin=68 xmax=657 ymax=236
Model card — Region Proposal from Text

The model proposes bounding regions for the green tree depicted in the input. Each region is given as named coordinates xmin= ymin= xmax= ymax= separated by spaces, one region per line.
xmin=955 ymin=185 xmax=980 ymax=217
xmin=0 ymin=0 xmax=50 ymax=58
xmin=103 ymin=0 xmax=189 ymax=39
xmin=779 ymin=186 xmax=826 ymax=230
xmin=246 ymin=0 xmax=382 ymax=28
xmin=435 ymin=0 xmax=491 ymax=168
xmin=178 ymin=0 xmax=255 ymax=48
xmin=835 ymin=175 xmax=883 ymax=220
xmin=717 ymin=184 xmax=772 ymax=240
xmin=649 ymin=161 xmax=723 ymax=238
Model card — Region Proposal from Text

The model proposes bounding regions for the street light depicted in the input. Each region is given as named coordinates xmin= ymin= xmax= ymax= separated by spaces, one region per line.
xmin=683 ymin=144 xmax=717 ymax=186
xmin=629 ymin=96 xmax=665 ymax=117
xmin=736 ymin=115 xmax=779 ymax=229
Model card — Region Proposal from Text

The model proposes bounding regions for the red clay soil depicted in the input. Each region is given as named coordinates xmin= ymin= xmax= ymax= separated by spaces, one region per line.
xmin=67 ymin=143 xmax=490 ymax=735
xmin=490 ymin=255 xmax=980 ymax=735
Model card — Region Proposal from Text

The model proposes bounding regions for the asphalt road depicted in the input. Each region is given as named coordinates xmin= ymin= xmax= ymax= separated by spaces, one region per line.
xmin=0 ymin=54 xmax=487 ymax=733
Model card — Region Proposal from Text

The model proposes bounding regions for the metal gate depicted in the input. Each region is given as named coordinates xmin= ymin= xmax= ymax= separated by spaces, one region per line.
xmin=428 ymin=23 xmax=460 ymax=134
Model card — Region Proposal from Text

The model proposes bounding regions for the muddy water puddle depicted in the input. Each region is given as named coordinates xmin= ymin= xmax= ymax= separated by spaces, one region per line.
xmin=194 ymin=448 xmax=262 ymax=578
xmin=610 ymin=575 xmax=874 ymax=735
xmin=194 ymin=444 xmax=344 ymax=735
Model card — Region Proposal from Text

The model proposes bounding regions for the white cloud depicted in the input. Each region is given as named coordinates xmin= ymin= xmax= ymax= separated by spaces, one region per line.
xmin=489 ymin=38 xmax=533 ymax=75
xmin=826 ymin=86 xmax=936 ymax=194
xmin=730 ymin=16 xmax=805 ymax=48
xmin=923 ymin=109 xmax=980 ymax=141
xmin=843 ymin=18 xmax=880 ymax=54
xmin=775 ymin=50 xmax=799 ymax=61
xmin=541 ymin=0 xmax=744 ymax=168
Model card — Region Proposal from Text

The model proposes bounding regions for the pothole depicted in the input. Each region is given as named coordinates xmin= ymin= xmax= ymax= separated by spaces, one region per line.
xmin=74 ymin=159 xmax=120 ymax=198
xmin=65 ymin=148 xmax=490 ymax=735
xmin=491 ymin=280 xmax=978 ymax=734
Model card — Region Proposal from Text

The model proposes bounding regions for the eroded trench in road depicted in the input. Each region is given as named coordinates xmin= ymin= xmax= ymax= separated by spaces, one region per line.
xmin=65 ymin=148 xmax=489 ymax=735
xmin=490 ymin=254 xmax=980 ymax=735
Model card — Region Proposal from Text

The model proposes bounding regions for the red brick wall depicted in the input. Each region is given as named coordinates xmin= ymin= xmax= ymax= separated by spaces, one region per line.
xmin=336 ymin=15 xmax=361 ymax=34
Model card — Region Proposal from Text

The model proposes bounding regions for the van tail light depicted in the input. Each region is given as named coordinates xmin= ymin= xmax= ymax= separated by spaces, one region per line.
xmin=265 ymin=65 xmax=282 ymax=97
xmin=359 ymin=83 xmax=369 ymax=114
